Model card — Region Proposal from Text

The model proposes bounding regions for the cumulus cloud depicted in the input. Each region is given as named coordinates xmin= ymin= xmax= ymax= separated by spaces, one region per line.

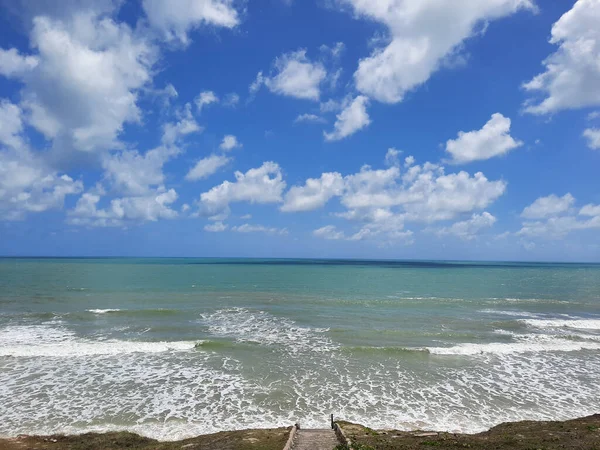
xmin=219 ymin=134 xmax=242 ymax=151
xmin=0 ymin=12 xmax=157 ymax=157
xmin=517 ymin=194 xmax=600 ymax=239
xmin=281 ymin=172 xmax=344 ymax=212
xmin=445 ymin=113 xmax=523 ymax=164
xmin=324 ymin=95 xmax=371 ymax=141
xmin=68 ymin=187 xmax=178 ymax=227
xmin=385 ymin=148 xmax=401 ymax=167
xmin=293 ymin=152 xmax=505 ymax=243
xmin=161 ymin=104 xmax=202 ymax=145
xmin=583 ymin=128 xmax=600 ymax=149
xmin=231 ymin=223 xmax=288 ymax=235
xmin=339 ymin=0 xmax=535 ymax=104
xmin=204 ymin=221 xmax=228 ymax=232
xmin=0 ymin=101 xmax=83 ymax=220
xmin=186 ymin=154 xmax=232 ymax=181
xmin=102 ymin=146 xmax=179 ymax=196
xmin=434 ymin=212 xmax=497 ymax=240
xmin=313 ymin=225 xmax=345 ymax=240
xmin=0 ymin=48 xmax=38 ymax=78
xmin=142 ymin=0 xmax=240 ymax=44
xmin=523 ymin=0 xmax=600 ymax=114
xmin=294 ymin=113 xmax=326 ymax=124
xmin=250 ymin=49 xmax=327 ymax=100
xmin=0 ymin=151 xmax=83 ymax=221
xmin=198 ymin=162 xmax=286 ymax=216
xmin=195 ymin=90 xmax=219 ymax=112
xmin=521 ymin=193 xmax=575 ymax=219
xmin=0 ymin=100 xmax=25 ymax=149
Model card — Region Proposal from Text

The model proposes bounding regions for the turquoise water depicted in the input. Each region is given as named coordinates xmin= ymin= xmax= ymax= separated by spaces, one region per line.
xmin=1 ymin=258 xmax=599 ymax=440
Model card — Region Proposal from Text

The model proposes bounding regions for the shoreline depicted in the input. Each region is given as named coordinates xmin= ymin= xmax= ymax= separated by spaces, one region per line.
xmin=1 ymin=414 xmax=599 ymax=450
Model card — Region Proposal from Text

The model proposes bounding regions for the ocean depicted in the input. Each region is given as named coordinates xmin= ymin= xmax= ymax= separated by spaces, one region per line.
xmin=1 ymin=258 xmax=599 ymax=441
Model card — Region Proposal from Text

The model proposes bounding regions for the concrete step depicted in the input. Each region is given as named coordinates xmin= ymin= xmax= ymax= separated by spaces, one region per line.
xmin=293 ymin=429 xmax=340 ymax=450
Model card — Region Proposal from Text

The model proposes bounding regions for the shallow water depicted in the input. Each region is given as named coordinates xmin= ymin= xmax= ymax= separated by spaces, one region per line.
xmin=1 ymin=258 xmax=599 ymax=440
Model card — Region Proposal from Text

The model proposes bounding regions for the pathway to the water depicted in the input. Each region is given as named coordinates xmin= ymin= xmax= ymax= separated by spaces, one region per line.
xmin=292 ymin=428 xmax=339 ymax=450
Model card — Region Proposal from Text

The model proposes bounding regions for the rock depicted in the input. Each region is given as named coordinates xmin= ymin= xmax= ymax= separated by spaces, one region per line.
xmin=414 ymin=432 xmax=438 ymax=437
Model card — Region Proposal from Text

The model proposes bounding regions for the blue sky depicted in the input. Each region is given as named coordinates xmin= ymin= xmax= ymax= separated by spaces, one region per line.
xmin=0 ymin=0 xmax=599 ymax=261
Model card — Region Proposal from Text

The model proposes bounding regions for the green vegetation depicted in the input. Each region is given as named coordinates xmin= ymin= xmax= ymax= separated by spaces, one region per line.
xmin=337 ymin=414 xmax=600 ymax=450
xmin=0 ymin=428 xmax=289 ymax=450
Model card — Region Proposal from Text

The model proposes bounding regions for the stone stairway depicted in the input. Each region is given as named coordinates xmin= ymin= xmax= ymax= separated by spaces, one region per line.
xmin=292 ymin=428 xmax=340 ymax=450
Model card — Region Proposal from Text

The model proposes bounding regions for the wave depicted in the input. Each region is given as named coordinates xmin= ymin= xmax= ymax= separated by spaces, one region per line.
xmin=0 ymin=325 xmax=197 ymax=357
xmin=427 ymin=335 xmax=600 ymax=356
xmin=200 ymin=307 xmax=338 ymax=353
xmin=88 ymin=309 xmax=122 ymax=314
xmin=521 ymin=319 xmax=600 ymax=330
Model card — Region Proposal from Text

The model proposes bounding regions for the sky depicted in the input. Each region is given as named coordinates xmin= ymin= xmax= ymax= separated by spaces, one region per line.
xmin=0 ymin=0 xmax=599 ymax=261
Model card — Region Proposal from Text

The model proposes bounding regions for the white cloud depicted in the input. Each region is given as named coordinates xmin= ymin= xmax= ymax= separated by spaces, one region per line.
xmin=521 ymin=193 xmax=575 ymax=219
xmin=293 ymin=153 xmax=504 ymax=244
xmin=0 ymin=48 xmax=38 ymax=78
xmin=0 ymin=101 xmax=83 ymax=220
xmin=324 ymin=95 xmax=370 ymax=141
xmin=219 ymin=134 xmax=242 ymax=151
xmin=186 ymin=154 xmax=232 ymax=181
xmin=0 ymin=150 xmax=83 ymax=220
xmin=204 ymin=221 xmax=228 ymax=232
xmin=68 ymin=187 xmax=178 ymax=227
xmin=223 ymin=92 xmax=240 ymax=107
xmin=385 ymin=148 xmax=401 ymax=167
xmin=251 ymin=50 xmax=327 ymax=100
xmin=523 ymin=0 xmax=600 ymax=114
xmin=588 ymin=111 xmax=600 ymax=120
xmin=339 ymin=162 xmax=506 ymax=222
xmin=199 ymin=162 xmax=286 ymax=215
xmin=434 ymin=212 xmax=497 ymax=240
xmin=580 ymin=204 xmax=600 ymax=217
xmin=294 ymin=113 xmax=326 ymax=124
xmin=0 ymin=100 xmax=25 ymax=149
xmin=232 ymin=223 xmax=288 ymax=235
xmin=9 ymin=12 xmax=157 ymax=155
xmin=517 ymin=195 xmax=600 ymax=239
xmin=445 ymin=113 xmax=523 ymax=163
xmin=195 ymin=90 xmax=219 ymax=112
xmin=161 ymin=103 xmax=202 ymax=146
xmin=340 ymin=0 xmax=535 ymax=104
xmin=281 ymin=172 xmax=344 ymax=212
xmin=583 ymin=128 xmax=600 ymax=150
xmin=313 ymin=225 xmax=345 ymax=240
xmin=142 ymin=0 xmax=240 ymax=44
xmin=320 ymin=99 xmax=341 ymax=113
xmin=102 ymin=146 xmax=179 ymax=196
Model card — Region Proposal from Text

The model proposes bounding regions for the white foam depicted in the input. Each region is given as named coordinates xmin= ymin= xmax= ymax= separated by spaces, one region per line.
xmin=521 ymin=319 xmax=600 ymax=330
xmin=0 ymin=325 xmax=197 ymax=357
xmin=427 ymin=335 xmax=600 ymax=356
xmin=200 ymin=308 xmax=338 ymax=353
xmin=87 ymin=309 xmax=122 ymax=314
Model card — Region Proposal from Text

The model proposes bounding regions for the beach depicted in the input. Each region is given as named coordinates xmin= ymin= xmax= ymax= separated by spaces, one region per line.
xmin=1 ymin=258 xmax=599 ymax=441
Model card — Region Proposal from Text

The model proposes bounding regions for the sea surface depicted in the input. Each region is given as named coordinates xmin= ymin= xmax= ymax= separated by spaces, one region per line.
xmin=1 ymin=258 xmax=599 ymax=440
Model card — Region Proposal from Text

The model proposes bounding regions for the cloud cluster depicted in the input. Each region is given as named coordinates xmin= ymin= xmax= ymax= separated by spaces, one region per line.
xmin=198 ymin=162 xmax=287 ymax=217
xmin=523 ymin=0 xmax=600 ymax=114
xmin=340 ymin=0 xmax=535 ymax=104
xmin=250 ymin=50 xmax=328 ymax=101
xmin=518 ymin=193 xmax=600 ymax=238
xmin=324 ymin=95 xmax=371 ymax=142
xmin=142 ymin=0 xmax=240 ymax=44
xmin=278 ymin=153 xmax=506 ymax=242
xmin=0 ymin=101 xmax=82 ymax=220
xmin=0 ymin=0 xmax=242 ymax=224
xmin=445 ymin=113 xmax=523 ymax=164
